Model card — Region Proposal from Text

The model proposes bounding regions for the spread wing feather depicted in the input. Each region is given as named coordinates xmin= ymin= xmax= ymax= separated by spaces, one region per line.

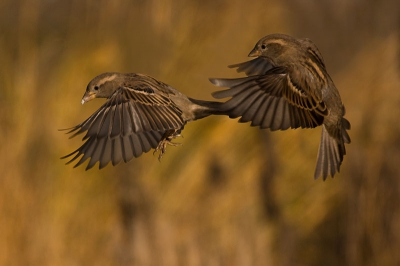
xmin=62 ymin=83 xmax=184 ymax=140
xmin=61 ymin=78 xmax=185 ymax=169
xmin=228 ymin=57 xmax=274 ymax=75
xmin=210 ymin=66 xmax=327 ymax=130
xmin=61 ymin=130 xmax=164 ymax=170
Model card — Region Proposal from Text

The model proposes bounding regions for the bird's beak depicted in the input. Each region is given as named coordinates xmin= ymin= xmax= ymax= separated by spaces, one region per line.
xmin=248 ymin=48 xmax=261 ymax=57
xmin=81 ymin=92 xmax=96 ymax=105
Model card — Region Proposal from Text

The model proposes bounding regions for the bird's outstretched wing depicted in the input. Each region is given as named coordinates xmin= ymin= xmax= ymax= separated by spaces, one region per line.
xmin=61 ymin=130 xmax=164 ymax=170
xmin=210 ymin=66 xmax=327 ymax=130
xmin=228 ymin=57 xmax=274 ymax=76
xmin=61 ymin=81 xmax=185 ymax=169
xmin=62 ymin=83 xmax=185 ymax=140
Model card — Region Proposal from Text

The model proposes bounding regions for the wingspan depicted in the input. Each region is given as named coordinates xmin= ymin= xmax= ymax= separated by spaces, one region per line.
xmin=61 ymin=130 xmax=164 ymax=170
xmin=62 ymin=84 xmax=185 ymax=140
xmin=61 ymin=80 xmax=186 ymax=169
xmin=210 ymin=67 xmax=326 ymax=130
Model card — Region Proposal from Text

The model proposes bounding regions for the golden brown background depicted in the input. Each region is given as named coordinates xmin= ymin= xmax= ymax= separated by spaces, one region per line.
xmin=0 ymin=0 xmax=399 ymax=265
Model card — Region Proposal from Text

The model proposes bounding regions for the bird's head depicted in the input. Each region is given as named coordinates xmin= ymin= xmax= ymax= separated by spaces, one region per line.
xmin=81 ymin=72 xmax=121 ymax=104
xmin=248 ymin=34 xmax=298 ymax=64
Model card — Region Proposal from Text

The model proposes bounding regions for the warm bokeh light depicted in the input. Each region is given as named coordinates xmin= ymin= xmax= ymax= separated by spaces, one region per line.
xmin=0 ymin=0 xmax=399 ymax=265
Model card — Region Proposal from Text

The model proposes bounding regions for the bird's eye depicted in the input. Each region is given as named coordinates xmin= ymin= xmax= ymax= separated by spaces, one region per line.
xmin=261 ymin=44 xmax=267 ymax=50
xmin=94 ymin=86 xmax=99 ymax=91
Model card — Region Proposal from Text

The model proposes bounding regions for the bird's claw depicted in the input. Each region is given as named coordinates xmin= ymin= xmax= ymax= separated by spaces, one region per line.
xmin=153 ymin=135 xmax=182 ymax=161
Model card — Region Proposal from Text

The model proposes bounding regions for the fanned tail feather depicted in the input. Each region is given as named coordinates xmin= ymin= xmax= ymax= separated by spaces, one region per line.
xmin=314 ymin=123 xmax=349 ymax=180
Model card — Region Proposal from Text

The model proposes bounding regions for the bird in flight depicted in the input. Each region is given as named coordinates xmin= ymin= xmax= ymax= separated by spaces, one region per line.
xmin=61 ymin=72 xmax=223 ymax=170
xmin=210 ymin=33 xmax=351 ymax=180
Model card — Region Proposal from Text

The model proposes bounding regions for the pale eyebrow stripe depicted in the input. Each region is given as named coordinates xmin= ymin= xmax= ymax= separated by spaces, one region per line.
xmin=97 ymin=74 xmax=118 ymax=86
xmin=267 ymin=39 xmax=287 ymax=46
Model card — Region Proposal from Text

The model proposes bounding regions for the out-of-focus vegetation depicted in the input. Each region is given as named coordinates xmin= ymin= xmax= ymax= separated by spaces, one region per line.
xmin=0 ymin=0 xmax=399 ymax=265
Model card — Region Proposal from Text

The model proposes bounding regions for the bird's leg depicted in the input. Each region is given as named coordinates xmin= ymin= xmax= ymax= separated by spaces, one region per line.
xmin=154 ymin=129 xmax=183 ymax=160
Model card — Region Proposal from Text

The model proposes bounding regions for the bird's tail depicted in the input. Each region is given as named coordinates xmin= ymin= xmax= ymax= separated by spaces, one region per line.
xmin=314 ymin=118 xmax=351 ymax=180
xmin=188 ymin=98 xmax=226 ymax=120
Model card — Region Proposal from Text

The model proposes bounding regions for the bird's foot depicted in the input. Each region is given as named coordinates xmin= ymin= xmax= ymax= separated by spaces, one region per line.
xmin=154 ymin=132 xmax=182 ymax=161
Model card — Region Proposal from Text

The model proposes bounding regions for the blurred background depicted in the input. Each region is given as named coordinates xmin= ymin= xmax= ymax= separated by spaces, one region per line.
xmin=0 ymin=0 xmax=399 ymax=265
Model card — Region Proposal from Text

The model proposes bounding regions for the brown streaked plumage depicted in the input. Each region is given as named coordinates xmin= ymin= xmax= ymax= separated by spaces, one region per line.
xmin=210 ymin=34 xmax=351 ymax=180
xmin=61 ymin=72 xmax=223 ymax=170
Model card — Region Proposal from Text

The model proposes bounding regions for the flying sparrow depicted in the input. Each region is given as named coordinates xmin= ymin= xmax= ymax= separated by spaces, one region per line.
xmin=61 ymin=72 xmax=223 ymax=170
xmin=210 ymin=34 xmax=351 ymax=180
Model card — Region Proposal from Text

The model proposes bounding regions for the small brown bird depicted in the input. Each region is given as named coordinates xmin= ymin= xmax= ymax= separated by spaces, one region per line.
xmin=61 ymin=72 xmax=223 ymax=170
xmin=210 ymin=34 xmax=351 ymax=180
